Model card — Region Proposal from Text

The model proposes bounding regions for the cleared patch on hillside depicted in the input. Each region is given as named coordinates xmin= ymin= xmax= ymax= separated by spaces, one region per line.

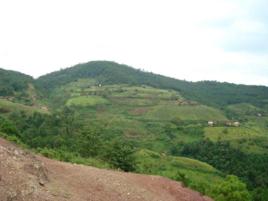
xmin=226 ymin=103 xmax=261 ymax=116
xmin=0 ymin=99 xmax=48 ymax=114
xmin=66 ymin=96 xmax=109 ymax=107
xmin=204 ymin=126 xmax=268 ymax=154
xmin=144 ymin=105 xmax=227 ymax=121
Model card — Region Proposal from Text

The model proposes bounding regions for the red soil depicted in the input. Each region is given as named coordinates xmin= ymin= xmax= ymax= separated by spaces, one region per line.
xmin=0 ymin=138 xmax=213 ymax=201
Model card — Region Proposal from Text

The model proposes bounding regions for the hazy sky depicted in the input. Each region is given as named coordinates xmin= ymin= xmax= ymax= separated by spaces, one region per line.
xmin=0 ymin=0 xmax=267 ymax=85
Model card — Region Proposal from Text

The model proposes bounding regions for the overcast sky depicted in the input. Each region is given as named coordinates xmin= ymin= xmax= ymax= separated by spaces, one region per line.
xmin=0 ymin=0 xmax=267 ymax=85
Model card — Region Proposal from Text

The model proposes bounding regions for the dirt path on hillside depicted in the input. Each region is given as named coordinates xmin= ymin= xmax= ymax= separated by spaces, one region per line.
xmin=0 ymin=138 xmax=213 ymax=201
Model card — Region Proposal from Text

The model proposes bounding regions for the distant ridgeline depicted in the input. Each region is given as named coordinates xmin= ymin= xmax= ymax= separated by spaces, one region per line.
xmin=36 ymin=61 xmax=268 ymax=108
xmin=0 ymin=68 xmax=36 ymax=105
xmin=0 ymin=68 xmax=33 ymax=96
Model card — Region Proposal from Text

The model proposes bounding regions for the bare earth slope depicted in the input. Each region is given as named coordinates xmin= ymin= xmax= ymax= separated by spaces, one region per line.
xmin=0 ymin=138 xmax=212 ymax=201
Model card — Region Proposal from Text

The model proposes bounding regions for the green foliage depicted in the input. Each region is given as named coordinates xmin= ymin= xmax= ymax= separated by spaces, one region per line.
xmin=0 ymin=132 xmax=24 ymax=146
xmin=144 ymin=105 xmax=227 ymax=121
xmin=2 ymin=61 xmax=268 ymax=200
xmin=252 ymin=187 xmax=268 ymax=201
xmin=36 ymin=61 xmax=268 ymax=108
xmin=102 ymin=140 xmax=136 ymax=172
xmin=134 ymin=149 xmax=224 ymax=196
xmin=182 ymin=140 xmax=268 ymax=190
xmin=173 ymin=171 xmax=190 ymax=187
xmin=79 ymin=129 xmax=102 ymax=157
xmin=0 ymin=68 xmax=37 ymax=105
xmin=212 ymin=175 xmax=251 ymax=201
xmin=66 ymin=96 xmax=109 ymax=107
xmin=37 ymin=147 xmax=111 ymax=169
xmin=0 ymin=116 xmax=18 ymax=135
xmin=0 ymin=68 xmax=33 ymax=96
xmin=8 ymin=110 xmax=137 ymax=171
xmin=204 ymin=126 xmax=268 ymax=154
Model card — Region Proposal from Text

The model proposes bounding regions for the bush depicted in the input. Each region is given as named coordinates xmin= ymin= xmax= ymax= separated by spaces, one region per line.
xmin=173 ymin=171 xmax=190 ymax=187
xmin=0 ymin=116 xmax=19 ymax=135
xmin=212 ymin=175 xmax=251 ymax=201
xmin=102 ymin=140 xmax=136 ymax=172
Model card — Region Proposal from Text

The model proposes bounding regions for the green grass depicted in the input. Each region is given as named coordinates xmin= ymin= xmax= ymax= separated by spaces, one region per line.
xmin=204 ymin=126 xmax=268 ymax=154
xmin=54 ymin=81 xmax=227 ymax=121
xmin=0 ymin=99 xmax=48 ymax=114
xmin=37 ymin=147 xmax=111 ymax=169
xmin=134 ymin=149 xmax=224 ymax=195
xmin=144 ymin=105 xmax=227 ymax=121
xmin=226 ymin=103 xmax=261 ymax=116
xmin=204 ymin=127 xmax=262 ymax=141
xmin=66 ymin=96 xmax=109 ymax=107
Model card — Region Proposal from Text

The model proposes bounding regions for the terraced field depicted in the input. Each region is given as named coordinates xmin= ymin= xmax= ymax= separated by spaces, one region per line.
xmin=0 ymin=99 xmax=48 ymax=114
xmin=49 ymin=80 xmax=228 ymax=154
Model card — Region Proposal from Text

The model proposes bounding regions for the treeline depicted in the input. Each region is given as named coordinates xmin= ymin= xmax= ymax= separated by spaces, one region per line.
xmin=1 ymin=109 xmax=136 ymax=172
xmin=181 ymin=140 xmax=268 ymax=201
xmin=0 ymin=68 xmax=33 ymax=96
xmin=36 ymin=61 xmax=268 ymax=108
xmin=1 ymin=62 xmax=268 ymax=108
xmin=0 ymin=68 xmax=36 ymax=105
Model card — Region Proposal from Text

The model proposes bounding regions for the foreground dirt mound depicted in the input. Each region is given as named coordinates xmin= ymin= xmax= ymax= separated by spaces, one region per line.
xmin=0 ymin=138 xmax=213 ymax=201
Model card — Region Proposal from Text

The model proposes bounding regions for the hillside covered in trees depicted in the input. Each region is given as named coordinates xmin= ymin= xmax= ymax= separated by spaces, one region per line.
xmin=37 ymin=61 xmax=268 ymax=108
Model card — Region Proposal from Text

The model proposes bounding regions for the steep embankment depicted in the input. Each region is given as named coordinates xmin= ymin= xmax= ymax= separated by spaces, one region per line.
xmin=0 ymin=138 xmax=212 ymax=201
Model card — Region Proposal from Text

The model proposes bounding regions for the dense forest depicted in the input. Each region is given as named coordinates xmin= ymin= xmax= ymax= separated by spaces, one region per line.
xmin=0 ymin=68 xmax=34 ymax=104
xmin=182 ymin=141 xmax=268 ymax=194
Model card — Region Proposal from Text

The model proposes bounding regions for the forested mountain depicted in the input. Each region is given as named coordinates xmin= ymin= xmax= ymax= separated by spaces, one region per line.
xmin=0 ymin=68 xmax=33 ymax=95
xmin=1 ymin=61 xmax=268 ymax=201
xmin=36 ymin=61 xmax=268 ymax=107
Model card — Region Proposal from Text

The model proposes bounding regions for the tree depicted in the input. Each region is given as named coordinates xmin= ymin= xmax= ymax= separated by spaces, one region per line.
xmin=102 ymin=140 xmax=136 ymax=172
xmin=0 ymin=116 xmax=18 ymax=135
xmin=79 ymin=129 xmax=102 ymax=157
xmin=212 ymin=175 xmax=251 ymax=201
xmin=60 ymin=106 xmax=77 ymax=136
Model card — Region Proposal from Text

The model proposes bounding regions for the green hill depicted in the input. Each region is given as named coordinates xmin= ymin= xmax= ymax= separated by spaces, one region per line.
xmin=36 ymin=61 xmax=268 ymax=108
xmin=0 ymin=68 xmax=45 ymax=108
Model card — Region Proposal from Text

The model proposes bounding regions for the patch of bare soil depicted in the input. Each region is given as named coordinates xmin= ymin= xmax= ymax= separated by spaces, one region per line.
xmin=0 ymin=138 xmax=213 ymax=201
xmin=129 ymin=108 xmax=149 ymax=115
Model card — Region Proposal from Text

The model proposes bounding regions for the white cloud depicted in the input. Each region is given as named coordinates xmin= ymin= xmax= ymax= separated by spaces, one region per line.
xmin=0 ymin=0 xmax=267 ymax=86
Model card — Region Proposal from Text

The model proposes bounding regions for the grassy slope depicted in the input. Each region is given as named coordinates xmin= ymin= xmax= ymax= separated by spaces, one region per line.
xmin=144 ymin=105 xmax=227 ymax=121
xmin=66 ymin=96 xmax=109 ymax=107
xmin=204 ymin=103 xmax=268 ymax=154
xmin=49 ymin=80 xmax=226 ymax=153
xmin=135 ymin=149 xmax=224 ymax=195
xmin=0 ymin=99 xmax=48 ymax=114
xmin=49 ymin=79 xmax=268 ymax=156
xmin=36 ymin=61 xmax=268 ymax=108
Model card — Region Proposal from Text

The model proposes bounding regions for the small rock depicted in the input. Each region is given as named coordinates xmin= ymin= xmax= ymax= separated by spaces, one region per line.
xmin=14 ymin=150 xmax=19 ymax=155
xmin=39 ymin=180 xmax=45 ymax=186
